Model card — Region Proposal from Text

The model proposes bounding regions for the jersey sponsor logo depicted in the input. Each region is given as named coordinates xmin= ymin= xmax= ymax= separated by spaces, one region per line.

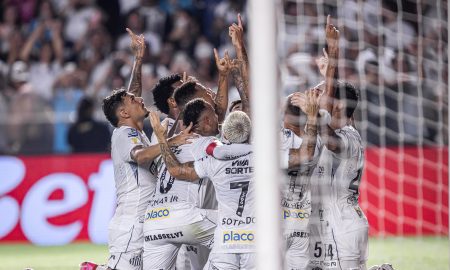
xmin=223 ymin=230 xmax=255 ymax=244
xmin=127 ymin=129 xmax=138 ymax=137
xmin=232 ymin=159 xmax=249 ymax=166
xmin=225 ymin=167 xmax=254 ymax=174
xmin=283 ymin=209 xmax=310 ymax=220
xmin=145 ymin=208 xmax=170 ymax=221
xmin=144 ymin=231 xmax=184 ymax=241
xmin=222 ymin=217 xmax=256 ymax=226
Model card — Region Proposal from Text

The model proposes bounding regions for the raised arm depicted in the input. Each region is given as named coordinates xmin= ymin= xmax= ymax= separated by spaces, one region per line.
xmin=319 ymin=15 xmax=345 ymax=154
xmin=229 ymin=14 xmax=249 ymax=94
xmin=48 ymin=20 xmax=64 ymax=64
xmin=322 ymin=15 xmax=339 ymax=113
xmin=20 ymin=23 xmax=45 ymax=62
xmin=149 ymin=111 xmax=199 ymax=181
xmin=229 ymin=14 xmax=250 ymax=115
xmin=288 ymin=89 xmax=320 ymax=170
xmin=126 ymin=28 xmax=146 ymax=97
xmin=230 ymin=59 xmax=250 ymax=115
xmin=214 ymin=48 xmax=231 ymax=123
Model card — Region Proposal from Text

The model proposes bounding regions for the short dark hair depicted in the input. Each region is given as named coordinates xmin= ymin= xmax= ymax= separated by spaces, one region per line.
xmin=102 ymin=88 xmax=127 ymax=127
xmin=285 ymin=94 xmax=301 ymax=117
xmin=335 ymin=81 xmax=359 ymax=118
xmin=152 ymin=74 xmax=182 ymax=114
xmin=183 ymin=98 xmax=208 ymax=127
xmin=229 ymin=99 xmax=242 ymax=112
xmin=173 ymin=81 xmax=197 ymax=109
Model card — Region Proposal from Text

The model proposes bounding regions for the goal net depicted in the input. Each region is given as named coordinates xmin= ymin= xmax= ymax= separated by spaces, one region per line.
xmin=275 ymin=0 xmax=448 ymax=238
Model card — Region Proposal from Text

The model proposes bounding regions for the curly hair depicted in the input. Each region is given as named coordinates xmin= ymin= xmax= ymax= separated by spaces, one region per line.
xmin=152 ymin=74 xmax=182 ymax=114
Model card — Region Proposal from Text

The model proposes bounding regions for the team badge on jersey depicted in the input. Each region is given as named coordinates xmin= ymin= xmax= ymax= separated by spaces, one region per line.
xmin=127 ymin=129 xmax=139 ymax=137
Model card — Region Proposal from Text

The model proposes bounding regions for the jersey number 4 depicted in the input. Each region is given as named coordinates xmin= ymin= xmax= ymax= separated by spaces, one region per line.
xmin=230 ymin=181 xmax=250 ymax=217
xmin=348 ymin=169 xmax=363 ymax=195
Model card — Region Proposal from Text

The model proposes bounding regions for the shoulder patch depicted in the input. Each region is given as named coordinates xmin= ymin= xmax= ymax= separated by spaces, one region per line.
xmin=128 ymin=128 xmax=139 ymax=137
xmin=283 ymin=129 xmax=292 ymax=138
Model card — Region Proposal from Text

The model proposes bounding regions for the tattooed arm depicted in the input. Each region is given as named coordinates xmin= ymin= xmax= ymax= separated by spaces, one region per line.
xmin=229 ymin=14 xmax=249 ymax=98
xmin=149 ymin=111 xmax=200 ymax=181
xmin=230 ymin=61 xmax=250 ymax=115
xmin=126 ymin=28 xmax=145 ymax=97
xmin=288 ymin=90 xmax=320 ymax=170
xmin=214 ymin=48 xmax=231 ymax=123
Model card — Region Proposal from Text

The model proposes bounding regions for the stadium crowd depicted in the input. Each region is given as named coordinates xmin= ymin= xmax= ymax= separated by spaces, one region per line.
xmin=0 ymin=0 xmax=245 ymax=155
xmin=0 ymin=0 xmax=447 ymax=155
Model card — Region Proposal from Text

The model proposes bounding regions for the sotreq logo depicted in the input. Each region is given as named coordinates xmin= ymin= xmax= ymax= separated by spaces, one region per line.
xmin=223 ymin=230 xmax=255 ymax=244
xmin=145 ymin=208 xmax=170 ymax=221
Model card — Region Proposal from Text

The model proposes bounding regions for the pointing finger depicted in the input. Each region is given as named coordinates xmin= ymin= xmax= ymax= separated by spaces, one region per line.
xmin=213 ymin=48 xmax=220 ymax=63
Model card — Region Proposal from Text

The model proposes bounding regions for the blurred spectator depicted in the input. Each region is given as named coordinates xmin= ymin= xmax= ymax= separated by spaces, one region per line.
xmin=0 ymin=0 xmax=446 ymax=155
xmin=67 ymin=97 xmax=111 ymax=153
xmin=7 ymin=60 xmax=54 ymax=154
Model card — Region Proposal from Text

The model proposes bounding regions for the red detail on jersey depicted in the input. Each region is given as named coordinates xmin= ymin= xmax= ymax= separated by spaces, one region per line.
xmin=206 ymin=142 xmax=218 ymax=156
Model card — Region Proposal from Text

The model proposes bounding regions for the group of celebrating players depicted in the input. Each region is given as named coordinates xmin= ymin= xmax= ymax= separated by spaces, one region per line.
xmin=81 ymin=14 xmax=394 ymax=270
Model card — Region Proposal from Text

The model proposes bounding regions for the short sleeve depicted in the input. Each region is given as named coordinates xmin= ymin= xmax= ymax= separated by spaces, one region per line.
xmin=333 ymin=126 xmax=361 ymax=159
xmin=190 ymin=136 xmax=217 ymax=161
xmin=194 ymin=156 xmax=212 ymax=179
xmin=117 ymin=127 xmax=144 ymax=162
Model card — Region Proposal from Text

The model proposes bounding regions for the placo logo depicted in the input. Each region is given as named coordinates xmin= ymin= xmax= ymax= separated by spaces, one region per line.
xmin=223 ymin=230 xmax=255 ymax=244
xmin=283 ymin=209 xmax=310 ymax=220
xmin=145 ymin=208 xmax=170 ymax=221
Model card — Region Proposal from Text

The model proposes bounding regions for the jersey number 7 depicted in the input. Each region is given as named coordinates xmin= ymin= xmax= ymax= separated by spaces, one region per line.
xmin=230 ymin=181 xmax=250 ymax=217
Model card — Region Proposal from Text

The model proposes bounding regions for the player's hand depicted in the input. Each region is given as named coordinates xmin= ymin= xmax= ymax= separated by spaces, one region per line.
xmin=149 ymin=111 xmax=167 ymax=140
xmin=126 ymin=28 xmax=146 ymax=58
xmin=290 ymin=91 xmax=307 ymax=113
xmin=169 ymin=122 xmax=199 ymax=146
xmin=214 ymin=48 xmax=233 ymax=75
xmin=325 ymin=15 xmax=339 ymax=55
xmin=229 ymin=13 xmax=244 ymax=48
xmin=315 ymin=48 xmax=328 ymax=77
xmin=304 ymin=89 xmax=321 ymax=118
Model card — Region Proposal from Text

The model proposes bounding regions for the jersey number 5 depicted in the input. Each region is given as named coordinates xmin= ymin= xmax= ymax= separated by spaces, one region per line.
xmin=230 ymin=181 xmax=250 ymax=217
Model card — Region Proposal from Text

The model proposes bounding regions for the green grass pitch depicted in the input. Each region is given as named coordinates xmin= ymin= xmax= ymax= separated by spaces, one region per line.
xmin=0 ymin=237 xmax=447 ymax=270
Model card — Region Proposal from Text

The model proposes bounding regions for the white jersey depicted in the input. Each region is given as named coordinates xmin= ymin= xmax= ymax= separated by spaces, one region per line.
xmin=194 ymin=142 xmax=255 ymax=254
xmin=150 ymin=118 xmax=217 ymax=211
xmin=109 ymin=126 xmax=156 ymax=231
xmin=145 ymin=135 xmax=216 ymax=230
xmin=323 ymin=125 xmax=368 ymax=234
xmin=280 ymin=128 xmax=322 ymax=232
